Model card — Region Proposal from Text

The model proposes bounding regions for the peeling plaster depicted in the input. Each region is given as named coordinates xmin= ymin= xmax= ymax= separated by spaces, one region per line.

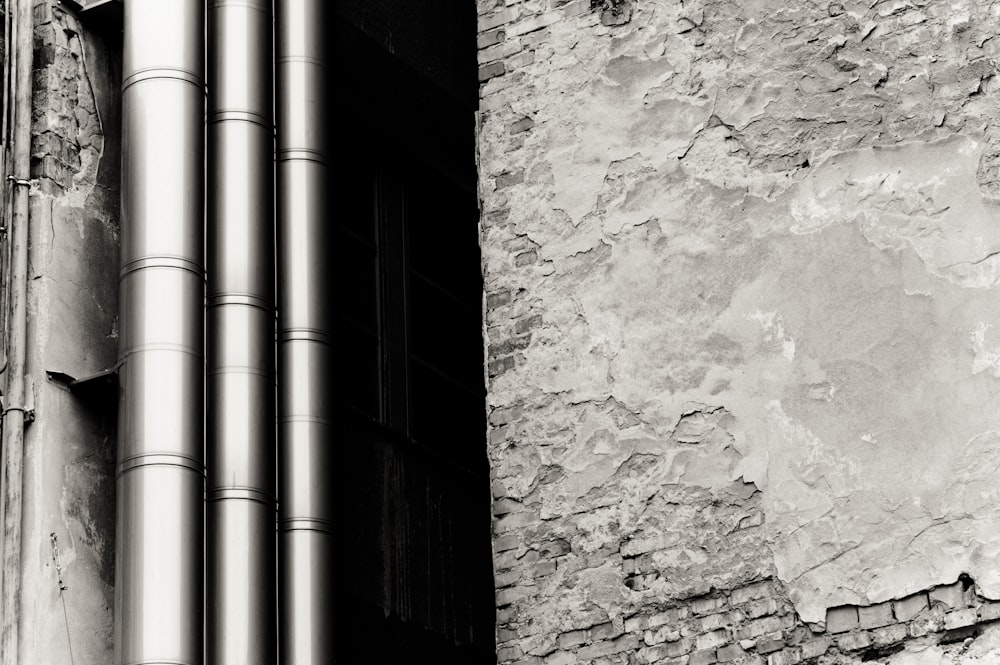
xmin=480 ymin=0 xmax=1000 ymax=634
xmin=16 ymin=8 xmax=120 ymax=664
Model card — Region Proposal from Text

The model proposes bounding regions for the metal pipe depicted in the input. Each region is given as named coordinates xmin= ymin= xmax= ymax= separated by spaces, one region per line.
xmin=115 ymin=2 xmax=205 ymax=664
xmin=275 ymin=1 xmax=333 ymax=662
xmin=0 ymin=1 xmax=33 ymax=663
xmin=206 ymin=0 xmax=276 ymax=663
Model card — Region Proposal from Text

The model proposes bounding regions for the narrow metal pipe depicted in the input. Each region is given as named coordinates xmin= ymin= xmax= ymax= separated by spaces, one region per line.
xmin=276 ymin=1 xmax=333 ymax=662
xmin=0 ymin=2 xmax=33 ymax=663
xmin=206 ymin=0 xmax=276 ymax=663
xmin=115 ymin=2 xmax=205 ymax=664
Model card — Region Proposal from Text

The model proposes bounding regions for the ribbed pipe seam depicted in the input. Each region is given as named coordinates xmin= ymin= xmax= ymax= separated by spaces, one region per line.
xmin=115 ymin=1 xmax=206 ymax=664
xmin=276 ymin=1 xmax=333 ymax=663
xmin=206 ymin=0 xmax=276 ymax=663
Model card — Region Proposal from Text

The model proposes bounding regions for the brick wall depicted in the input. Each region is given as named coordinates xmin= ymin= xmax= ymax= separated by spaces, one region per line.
xmin=477 ymin=0 xmax=1000 ymax=663
xmin=498 ymin=573 xmax=1000 ymax=665
xmin=31 ymin=1 xmax=105 ymax=194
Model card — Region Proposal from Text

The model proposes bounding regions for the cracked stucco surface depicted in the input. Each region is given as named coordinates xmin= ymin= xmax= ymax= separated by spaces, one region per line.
xmin=15 ymin=6 xmax=119 ymax=663
xmin=480 ymin=0 xmax=1000 ymax=628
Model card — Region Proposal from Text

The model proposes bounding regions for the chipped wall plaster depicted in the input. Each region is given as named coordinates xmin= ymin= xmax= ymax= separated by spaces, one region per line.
xmin=478 ymin=0 xmax=1000 ymax=637
xmin=15 ymin=5 xmax=120 ymax=663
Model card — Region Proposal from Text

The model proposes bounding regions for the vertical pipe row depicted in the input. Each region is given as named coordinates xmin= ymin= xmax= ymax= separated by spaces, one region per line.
xmin=275 ymin=1 xmax=333 ymax=662
xmin=118 ymin=2 xmax=337 ymax=662
xmin=116 ymin=2 xmax=205 ymax=664
xmin=206 ymin=0 xmax=276 ymax=663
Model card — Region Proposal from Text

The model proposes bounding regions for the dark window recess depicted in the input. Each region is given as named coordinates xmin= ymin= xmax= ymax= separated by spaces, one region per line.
xmin=332 ymin=159 xmax=486 ymax=472
xmin=329 ymin=11 xmax=494 ymax=664
xmin=333 ymin=161 xmax=381 ymax=419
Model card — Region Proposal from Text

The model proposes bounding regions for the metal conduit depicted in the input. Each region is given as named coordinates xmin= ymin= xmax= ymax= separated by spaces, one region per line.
xmin=115 ymin=2 xmax=205 ymax=664
xmin=276 ymin=1 xmax=333 ymax=662
xmin=206 ymin=0 xmax=276 ymax=662
xmin=0 ymin=2 xmax=33 ymax=663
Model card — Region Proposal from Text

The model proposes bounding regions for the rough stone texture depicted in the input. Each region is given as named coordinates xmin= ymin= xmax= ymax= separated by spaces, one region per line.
xmin=896 ymin=593 xmax=931 ymax=623
xmin=14 ymin=3 xmax=119 ymax=663
xmin=478 ymin=0 xmax=1000 ymax=662
xmin=859 ymin=602 xmax=894 ymax=630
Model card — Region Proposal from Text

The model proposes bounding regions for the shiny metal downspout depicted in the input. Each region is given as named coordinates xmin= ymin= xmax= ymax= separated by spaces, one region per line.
xmin=276 ymin=1 xmax=333 ymax=662
xmin=116 ymin=2 xmax=205 ymax=664
xmin=206 ymin=0 xmax=276 ymax=662
xmin=0 ymin=1 xmax=32 ymax=663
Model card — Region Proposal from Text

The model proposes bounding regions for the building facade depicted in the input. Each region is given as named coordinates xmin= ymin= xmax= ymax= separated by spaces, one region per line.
xmin=2 ymin=0 xmax=1000 ymax=664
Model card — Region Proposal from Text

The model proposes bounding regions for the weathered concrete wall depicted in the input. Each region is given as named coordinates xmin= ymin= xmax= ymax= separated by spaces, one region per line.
xmin=14 ymin=3 xmax=118 ymax=663
xmin=477 ymin=0 xmax=1000 ymax=663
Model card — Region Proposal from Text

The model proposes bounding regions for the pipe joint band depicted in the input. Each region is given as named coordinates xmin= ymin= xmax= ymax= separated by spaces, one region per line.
xmin=206 ymin=293 xmax=273 ymax=311
xmin=206 ymin=486 xmax=275 ymax=506
xmin=208 ymin=109 xmax=272 ymax=130
xmin=209 ymin=0 xmax=271 ymax=11
xmin=120 ymin=255 xmax=205 ymax=280
xmin=279 ymin=415 xmax=332 ymax=426
xmin=122 ymin=660 xmax=198 ymax=665
xmin=277 ymin=327 xmax=330 ymax=345
xmin=207 ymin=365 xmax=272 ymax=378
xmin=122 ymin=67 xmax=205 ymax=93
xmin=277 ymin=55 xmax=324 ymax=67
xmin=119 ymin=343 xmax=202 ymax=362
xmin=278 ymin=517 xmax=333 ymax=534
xmin=276 ymin=147 xmax=329 ymax=165
xmin=118 ymin=452 xmax=204 ymax=477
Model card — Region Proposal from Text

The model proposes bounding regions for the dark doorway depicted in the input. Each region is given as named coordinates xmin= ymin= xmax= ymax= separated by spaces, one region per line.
xmin=328 ymin=5 xmax=495 ymax=663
